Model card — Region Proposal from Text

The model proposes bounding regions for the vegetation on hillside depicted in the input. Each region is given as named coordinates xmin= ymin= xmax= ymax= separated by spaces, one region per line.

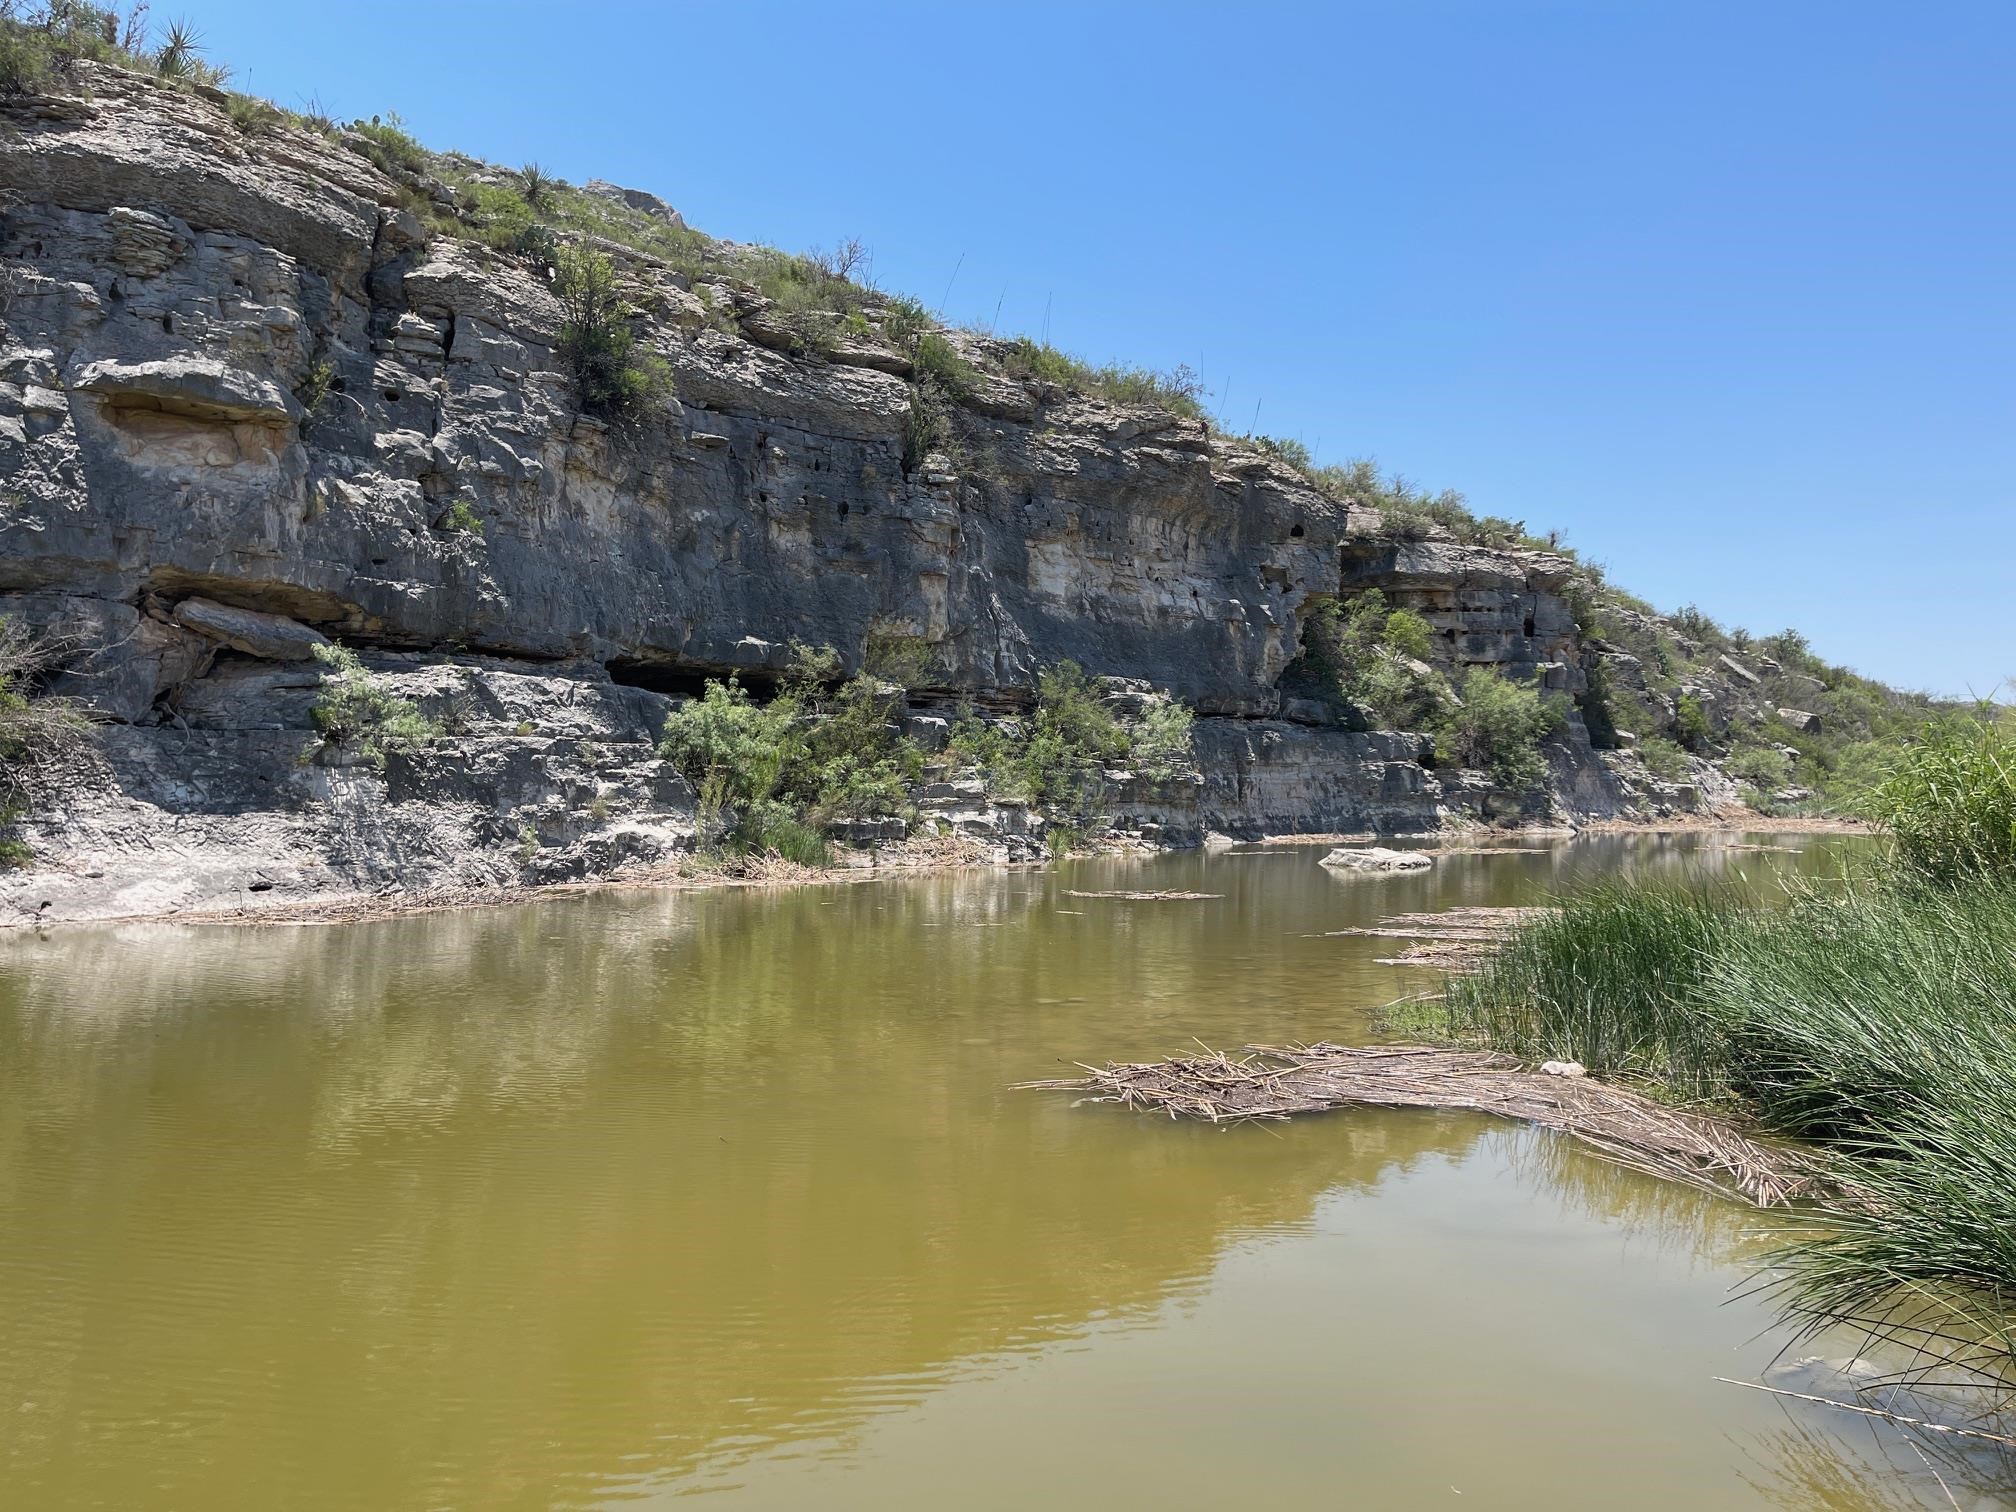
xmin=655 ymin=645 xmax=1195 ymax=866
xmin=3 ymin=1 xmax=1956 ymax=822
xmin=307 ymin=644 xmax=440 ymax=767
xmin=1407 ymin=714 xmax=2016 ymax=1417
xmin=1281 ymin=592 xmax=1565 ymax=793
xmin=0 ymin=617 xmax=89 ymax=866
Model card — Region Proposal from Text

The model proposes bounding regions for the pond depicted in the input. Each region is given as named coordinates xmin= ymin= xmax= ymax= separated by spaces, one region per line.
xmin=0 ymin=832 xmax=1987 ymax=1509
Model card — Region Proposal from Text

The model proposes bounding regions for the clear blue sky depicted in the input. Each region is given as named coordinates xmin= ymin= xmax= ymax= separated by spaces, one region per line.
xmin=192 ymin=0 xmax=2011 ymax=696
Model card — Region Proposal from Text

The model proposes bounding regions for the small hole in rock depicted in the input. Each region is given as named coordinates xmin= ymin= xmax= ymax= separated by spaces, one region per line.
xmin=1290 ymin=523 xmax=1305 ymax=538
xmin=838 ymin=501 xmax=850 ymax=518
xmin=384 ymin=388 xmax=403 ymax=403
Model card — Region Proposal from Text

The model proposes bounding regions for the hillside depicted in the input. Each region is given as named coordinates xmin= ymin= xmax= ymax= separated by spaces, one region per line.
xmin=0 ymin=6 xmax=1952 ymax=922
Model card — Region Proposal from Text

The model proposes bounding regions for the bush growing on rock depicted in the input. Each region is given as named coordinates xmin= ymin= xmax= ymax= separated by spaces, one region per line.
xmin=1435 ymin=669 xmax=1563 ymax=791
xmin=655 ymin=643 xmax=925 ymax=862
xmin=1637 ymin=737 xmax=1692 ymax=783
xmin=1284 ymin=591 xmax=1452 ymax=729
xmin=1674 ymin=693 xmax=1712 ymax=751
xmin=308 ymin=645 xmax=441 ymax=767
xmin=1130 ymin=698 xmax=1195 ymax=781
xmin=552 ymin=245 xmax=673 ymax=423
xmin=944 ymin=662 xmax=1197 ymax=824
xmin=0 ymin=617 xmax=91 ymax=866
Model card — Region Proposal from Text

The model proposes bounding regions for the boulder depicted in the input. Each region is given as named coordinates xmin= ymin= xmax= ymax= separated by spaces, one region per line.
xmin=1319 ymin=846 xmax=1433 ymax=872
xmin=582 ymin=180 xmax=684 ymax=226
xmin=1777 ymin=706 xmax=1821 ymax=734
xmin=1717 ymin=653 xmax=1762 ymax=686
xmin=171 ymin=597 xmax=330 ymax=661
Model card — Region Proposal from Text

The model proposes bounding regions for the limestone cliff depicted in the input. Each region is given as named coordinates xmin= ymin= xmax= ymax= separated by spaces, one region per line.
xmin=0 ymin=63 xmax=1806 ymax=922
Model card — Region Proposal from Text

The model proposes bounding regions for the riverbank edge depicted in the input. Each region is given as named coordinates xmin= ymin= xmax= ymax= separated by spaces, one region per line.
xmin=0 ymin=813 xmax=1866 ymax=932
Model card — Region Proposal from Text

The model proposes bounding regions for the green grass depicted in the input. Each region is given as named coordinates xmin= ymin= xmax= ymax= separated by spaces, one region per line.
xmin=1434 ymin=881 xmax=1751 ymax=1097
xmin=1862 ymin=713 xmax=2016 ymax=885
xmin=1419 ymin=719 xmax=2016 ymax=1400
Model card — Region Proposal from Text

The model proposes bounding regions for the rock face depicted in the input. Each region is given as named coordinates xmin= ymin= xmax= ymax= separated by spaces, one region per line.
xmin=0 ymin=68 xmax=1721 ymax=922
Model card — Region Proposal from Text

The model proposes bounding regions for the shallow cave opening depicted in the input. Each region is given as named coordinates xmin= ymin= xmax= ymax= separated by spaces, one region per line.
xmin=604 ymin=658 xmax=790 ymax=699
xmin=1290 ymin=523 xmax=1305 ymax=538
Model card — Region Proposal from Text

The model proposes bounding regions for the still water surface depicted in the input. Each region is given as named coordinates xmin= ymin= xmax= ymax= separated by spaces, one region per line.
xmin=0 ymin=833 xmax=1990 ymax=1509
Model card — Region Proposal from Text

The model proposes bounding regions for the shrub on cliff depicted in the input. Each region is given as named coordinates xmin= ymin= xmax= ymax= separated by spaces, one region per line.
xmin=0 ymin=617 xmax=91 ymax=865
xmin=552 ymin=245 xmax=672 ymax=423
xmin=1284 ymin=591 xmax=1451 ymax=728
xmin=946 ymin=662 xmax=1196 ymax=822
xmin=1435 ymin=669 xmax=1563 ymax=790
xmin=656 ymin=644 xmax=924 ymax=860
xmin=1130 ymin=697 xmax=1195 ymax=781
xmin=308 ymin=645 xmax=440 ymax=767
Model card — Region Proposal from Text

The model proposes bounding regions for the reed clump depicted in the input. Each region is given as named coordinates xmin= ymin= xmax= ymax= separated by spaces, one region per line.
xmin=1426 ymin=714 xmax=2016 ymax=1403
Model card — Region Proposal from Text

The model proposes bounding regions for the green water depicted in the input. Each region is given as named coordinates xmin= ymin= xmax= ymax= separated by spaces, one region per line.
xmin=0 ymin=833 xmax=1988 ymax=1509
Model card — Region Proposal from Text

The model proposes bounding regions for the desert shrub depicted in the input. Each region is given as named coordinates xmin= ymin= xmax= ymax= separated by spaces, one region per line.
xmin=348 ymin=113 xmax=427 ymax=178
xmin=1283 ymin=591 xmax=1451 ymax=728
xmin=656 ymin=677 xmax=793 ymax=829
xmin=1000 ymin=336 xmax=1083 ymax=389
xmin=1674 ymin=692 xmax=1712 ymax=750
xmin=436 ymin=498 xmax=483 ymax=535
xmin=997 ymin=338 xmax=1206 ymax=418
xmin=1380 ymin=606 xmax=1435 ymax=662
xmin=1637 ymin=736 xmax=1692 ymax=783
xmin=0 ymin=618 xmax=91 ymax=845
xmin=899 ymin=331 xmax=976 ymax=474
xmin=1436 ymin=669 xmax=1562 ymax=790
xmin=657 ymin=644 xmax=923 ymax=853
xmin=1727 ymin=743 xmax=1791 ymax=791
xmin=226 ymin=92 xmax=280 ymax=135
xmin=862 ymin=631 xmax=938 ymax=690
xmin=308 ymin=644 xmax=440 ymax=767
xmin=0 ymin=22 xmax=50 ymax=93
xmin=1130 ymin=697 xmax=1195 ymax=780
xmin=552 ymin=244 xmax=672 ymax=422
xmin=945 ymin=705 xmax=1019 ymax=789
xmin=293 ymin=359 xmax=336 ymax=415
xmin=0 ymin=1 xmax=195 ymax=93
xmin=949 ymin=663 xmax=1188 ymax=825
xmin=1254 ymin=435 xmax=1314 ymax=471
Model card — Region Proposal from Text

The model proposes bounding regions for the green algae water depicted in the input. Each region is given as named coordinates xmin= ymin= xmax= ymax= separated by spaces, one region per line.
xmin=0 ymin=833 xmax=1991 ymax=1510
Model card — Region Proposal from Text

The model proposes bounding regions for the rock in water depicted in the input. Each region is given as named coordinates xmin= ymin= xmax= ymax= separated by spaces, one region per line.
xmin=1319 ymin=846 xmax=1433 ymax=872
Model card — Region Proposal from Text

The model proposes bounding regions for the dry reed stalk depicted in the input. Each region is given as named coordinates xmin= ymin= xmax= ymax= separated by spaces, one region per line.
xmin=1019 ymin=1042 xmax=1831 ymax=1208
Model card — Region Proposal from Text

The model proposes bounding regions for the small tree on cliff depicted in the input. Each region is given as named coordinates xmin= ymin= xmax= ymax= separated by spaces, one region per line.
xmin=552 ymin=245 xmax=671 ymax=422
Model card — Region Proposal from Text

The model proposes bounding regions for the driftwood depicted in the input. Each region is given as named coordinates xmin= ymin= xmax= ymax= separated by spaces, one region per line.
xmin=1324 ymin=907 xmax=1555 ymax=970
xmin=1061 ymin=889 xmax=1222 ymax=901
xmin=1021 ymin=1042 xmax=1831 ymax=1208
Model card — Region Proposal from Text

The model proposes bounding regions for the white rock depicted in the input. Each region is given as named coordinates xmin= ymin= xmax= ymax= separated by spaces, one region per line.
xmin=1318 ymin=846 xmax=1433 ymax=872
xmin=1541 ymin=1060 xmax=1588 ymax=1078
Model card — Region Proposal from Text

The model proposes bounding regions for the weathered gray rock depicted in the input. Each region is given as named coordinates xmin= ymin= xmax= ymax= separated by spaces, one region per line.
xmin=1777 ymin=706 xmax=1821 ymax=733
xmin=1319 ymin=845 xmax=1433 ymax=872
xmin=583 ymin=180 xmax=683 ymax=226
xmin=0 ymin=67 xmax=1750 ymax=921
xmin=172 ymin=597 xmax=330 ymax=660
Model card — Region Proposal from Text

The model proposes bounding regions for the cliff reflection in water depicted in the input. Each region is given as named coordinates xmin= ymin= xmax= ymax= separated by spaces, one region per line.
xmin=2 ymin=832 xmax=1947 ymax=1512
